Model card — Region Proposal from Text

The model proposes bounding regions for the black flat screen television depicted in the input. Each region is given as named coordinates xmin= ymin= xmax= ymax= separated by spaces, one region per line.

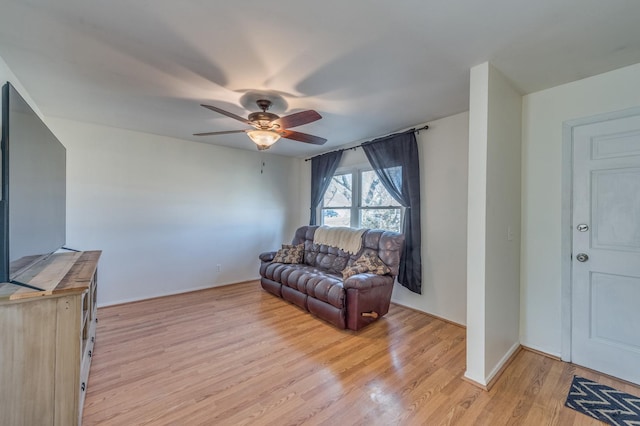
xmin=0 ymin=82 xmax=66 ymax=286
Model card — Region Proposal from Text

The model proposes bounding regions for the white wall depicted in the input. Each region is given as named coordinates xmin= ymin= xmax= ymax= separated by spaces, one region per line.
xmin=0 ymin=56 xmax=45 ymax=123
xmin=391 ymin=112 xmax=468 ymax=325
xmin=465 ymin=63 xmax=489 ymax=383
xmin=466 ymin=62 xmax=521 ymax=386
xmin=297 ymin=112 xmax=469 ymax=326
xmin=47 ymin=117 xmax=304 ymax=306
xmin=484 ymin=63 xmax=522 ymax=377
xmin=521 ymin=61 xmax=640 ymax=356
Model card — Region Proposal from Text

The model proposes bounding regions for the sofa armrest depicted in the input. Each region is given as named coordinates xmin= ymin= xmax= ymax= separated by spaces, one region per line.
xmin=259 ymin=251 xmax=276 ymax=262
xmin=343 ymin=273 xmax=393 ymax=290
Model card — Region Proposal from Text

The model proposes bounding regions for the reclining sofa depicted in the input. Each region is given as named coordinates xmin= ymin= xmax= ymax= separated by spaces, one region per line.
xmin=259 ymin=225 xmax=404 ymax=330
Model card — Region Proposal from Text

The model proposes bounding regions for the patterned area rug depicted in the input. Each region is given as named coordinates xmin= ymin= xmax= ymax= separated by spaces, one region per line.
xmin=565 ymin=376 xmax=640 ymax=425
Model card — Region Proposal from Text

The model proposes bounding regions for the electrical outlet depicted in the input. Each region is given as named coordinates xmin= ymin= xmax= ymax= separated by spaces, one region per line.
xmin=216 ymin=264 xmax=221 ymax=272
xmin=507 ymin=226 xmax=514 ymax=241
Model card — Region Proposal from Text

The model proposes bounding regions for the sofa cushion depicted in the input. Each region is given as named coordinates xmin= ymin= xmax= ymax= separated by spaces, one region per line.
xmin=273 ymin=243 xmax=304 ymax=264
xmin=303 ymin=241 xmax=351 ymax=274
xmin=261 ymin=262 xmax=345 ymax=308
xmin=342 ymin=252 xmax=391 ymax=279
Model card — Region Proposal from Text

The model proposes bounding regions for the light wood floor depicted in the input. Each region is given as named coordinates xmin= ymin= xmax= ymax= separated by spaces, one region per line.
xmin=83 ymin=281 xmax=639 ymax=425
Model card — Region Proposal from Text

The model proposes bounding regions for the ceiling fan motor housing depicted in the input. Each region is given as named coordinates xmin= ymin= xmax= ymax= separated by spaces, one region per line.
xmin=248 ymin=111 xmax=280 ymax=127
xmin=249 ymin=99 xmax=281 ymax=130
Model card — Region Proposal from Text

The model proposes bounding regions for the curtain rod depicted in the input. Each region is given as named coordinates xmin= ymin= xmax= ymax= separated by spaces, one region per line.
xmin=304 ymin=125 xmax=429 ymax=162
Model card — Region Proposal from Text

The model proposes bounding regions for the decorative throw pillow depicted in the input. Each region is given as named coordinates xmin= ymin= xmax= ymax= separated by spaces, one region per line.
xmin=342 ymin=252 xmax=391 ymax=279
xmin=272 ymin=243 xmax=304 ymax=264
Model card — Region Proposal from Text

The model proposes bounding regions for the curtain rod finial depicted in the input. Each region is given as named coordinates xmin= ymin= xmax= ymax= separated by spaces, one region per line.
xmin=416 ymin=125 xmax=429 ymax=135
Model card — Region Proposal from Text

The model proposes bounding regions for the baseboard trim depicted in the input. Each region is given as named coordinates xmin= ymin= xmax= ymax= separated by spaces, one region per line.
xmin=390 ymin=301 xmax=466 ymax=329
xmin=485 ymin=344 xmax=522 ymax=391
xmin=521 ymin=345 xmax=561 ymax=361
xmin=461 ymin=375 xmax=489 ymax=391
xmin=98 ymin=279 xmax=259 ymax=308
xmin=464 ymin=344 xmax=523 ymax=392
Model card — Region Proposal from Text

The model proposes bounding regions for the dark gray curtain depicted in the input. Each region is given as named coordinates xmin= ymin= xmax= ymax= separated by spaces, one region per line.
xmin=310 ymin=150 xmax=343 ymax=225
xmin=362 ymin=130 xmax=422 ymax=294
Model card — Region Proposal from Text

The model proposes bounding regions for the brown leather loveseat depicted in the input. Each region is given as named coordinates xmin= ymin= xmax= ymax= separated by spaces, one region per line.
xmin=259 ymin=225 xmax=404 ymax=331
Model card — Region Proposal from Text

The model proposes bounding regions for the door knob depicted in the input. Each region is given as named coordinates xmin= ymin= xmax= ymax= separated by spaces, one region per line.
xmin=577 ymin=224 xmax=589 ymax=232
xmin=576 ymin=253 xmax=589 ymax=262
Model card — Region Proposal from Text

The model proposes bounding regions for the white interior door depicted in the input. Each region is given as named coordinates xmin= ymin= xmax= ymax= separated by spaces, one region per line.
xmin=572 ymin=112 xmax=640 ymax=386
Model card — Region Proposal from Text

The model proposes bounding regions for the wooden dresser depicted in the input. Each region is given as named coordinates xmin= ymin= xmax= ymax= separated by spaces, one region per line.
xmin=0 ymin=251 xmax=101 ymax=426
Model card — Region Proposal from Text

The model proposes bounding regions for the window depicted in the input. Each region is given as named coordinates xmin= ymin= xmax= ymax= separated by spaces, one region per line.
xmin=321 ymin=167 xmax=403 ymax=232
xmin=321 ymin=173 xmax=353 ymax=227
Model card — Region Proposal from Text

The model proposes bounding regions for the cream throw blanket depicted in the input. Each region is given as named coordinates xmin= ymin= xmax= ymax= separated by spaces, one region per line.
xmin=313 ymin=226 xmax=366 ymax=255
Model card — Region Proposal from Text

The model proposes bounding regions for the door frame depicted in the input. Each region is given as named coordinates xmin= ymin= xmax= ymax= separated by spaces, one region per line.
xmin=560 ymin=105 xmax=640 ymax=362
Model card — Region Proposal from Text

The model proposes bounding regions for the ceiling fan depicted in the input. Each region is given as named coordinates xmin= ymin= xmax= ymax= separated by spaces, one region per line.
xmin=194 ymin=99 xmax=327 ymax=150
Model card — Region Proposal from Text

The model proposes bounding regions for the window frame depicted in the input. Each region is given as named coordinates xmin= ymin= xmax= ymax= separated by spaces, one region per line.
xmin=319 ymin=164 xmax=404 ymax=232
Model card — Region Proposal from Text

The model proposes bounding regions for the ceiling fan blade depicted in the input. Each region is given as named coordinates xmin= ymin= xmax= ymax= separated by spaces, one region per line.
xmin=281 ymin=130 xmax=327 ymax=145
xmin=193 ymin=130 xmax=248 ymax=136
xmin=201 ymin=104 xmax=252 ymax=125
xmin=271 ymin=110 xmax=321 ymax=129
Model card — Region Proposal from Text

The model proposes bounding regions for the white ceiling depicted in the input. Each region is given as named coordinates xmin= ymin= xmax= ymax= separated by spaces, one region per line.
xmin=1 ymin=0 xmax=639 ymax=157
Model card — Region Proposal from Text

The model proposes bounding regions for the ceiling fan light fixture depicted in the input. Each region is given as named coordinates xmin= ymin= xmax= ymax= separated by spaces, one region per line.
xmin=247 ymin=129 xmax=281 ymax=150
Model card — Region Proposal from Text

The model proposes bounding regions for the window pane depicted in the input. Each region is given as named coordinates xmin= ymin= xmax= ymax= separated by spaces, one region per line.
xmin=361 ymin=208 xmax=402 ymax=233
xmin=323 ymin=174 xmax=352 ymax=207
xmin=361 ymin=169 xmax=401 ymax=207
xmin=322 ymin=209 xmax=351 ymax=227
